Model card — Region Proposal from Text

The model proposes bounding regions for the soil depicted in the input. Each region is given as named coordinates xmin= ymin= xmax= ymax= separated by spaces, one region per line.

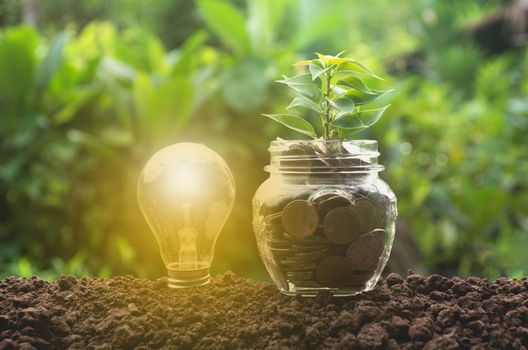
xmin=0 ymin=272 xmax=527 ymax=350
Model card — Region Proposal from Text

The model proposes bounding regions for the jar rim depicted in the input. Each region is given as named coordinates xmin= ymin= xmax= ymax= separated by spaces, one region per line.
xmin=269 ymin=138 xmax=377 ymax=146
xmin=266 ymin=139 xmax=384 ymax=174
xmin=269 ymin=139 xmax=377 ymax=143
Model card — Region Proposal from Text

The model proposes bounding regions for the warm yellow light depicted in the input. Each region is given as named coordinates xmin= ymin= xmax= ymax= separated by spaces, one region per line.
xmin=167 ymin=165 xmax=203 ymax=197
xmin=137 ymin=143 xmax=235 ymax=288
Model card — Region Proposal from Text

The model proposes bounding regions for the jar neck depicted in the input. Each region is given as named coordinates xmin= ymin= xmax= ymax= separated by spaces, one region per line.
xmin=265 ymin=139 xmax=384 ymax=177
xmin=269 ymin=171 xmax=379 ymax=185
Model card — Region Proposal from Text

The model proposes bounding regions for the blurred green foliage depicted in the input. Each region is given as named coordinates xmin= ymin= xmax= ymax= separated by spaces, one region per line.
xmin=0 ymin=0 xmax=526 ymax=280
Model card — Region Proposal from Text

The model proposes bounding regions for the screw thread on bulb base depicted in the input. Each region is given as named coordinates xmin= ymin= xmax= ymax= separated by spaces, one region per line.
xmin=166 ymin=266 xmax=210 ymax=288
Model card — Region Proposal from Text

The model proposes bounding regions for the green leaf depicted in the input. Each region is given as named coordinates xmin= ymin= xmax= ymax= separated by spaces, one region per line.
xmin=99 ymin=57 xmax=136 ymax=82
xmin=286 ymin=96 xmax=321 ymax=113
xmin=309 ymin=60 xmax=328 ymax=80
xmin=0 ymin=26 xmax=37 ymax=115
xmin=333 ymin=96 xmax=356 ymax=116
xmin=150 ymin=76 xmax=194 ymax=135
xmin=66 ymin=130 xmax=121 ymax=162
xmin=290 ymin=14 xmax=343 ymax=50
xmin=337 ymin=88 xmax=393 ymax=105
xmin=134 ymin=73 xmax=194 ymax=136
xmin=277 ymin=73 xmax=320 ymax=98
xmin=341 ymin=60 xmax=383 ymax=80
xmin=111 ymin=30 xmax=165 ymax=73
xmin=292 ymin=59 xmax=314 ymax=66
xmin=222 ymin=60 xmax=268 ymax=112
xmin=171 ymin=31 xmax=208 ymax=75
xmin=247 ymin=0 xmax=287 ymax=53
xmin=133 ymin=72 xmax=155 ymax=124
xmin=336 ymin=75 xmax=373 ymax=94
xmin=17 ymin=257 xmax=33 ymax=278
xmin=325 ymin=97 xmax=339 ymax=110
xmin=36 ymin=31 xmax=69 ymax=95
xmin=330 ymin=105 xmax=390 ymax=133
xmin=316 ymin=53 xmax=348 ymax=66
xmin=262 ymin=114 xmax=316 ymax=137
xmin=268 ymin=53 xmax=391 ymax=140
xmin=197 ymin=0 xmax=250 ymax=55
xmin=52 ymin=86 xmax=98 ymax=125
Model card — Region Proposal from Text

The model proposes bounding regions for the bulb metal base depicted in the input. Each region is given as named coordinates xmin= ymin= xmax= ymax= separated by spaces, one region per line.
xmin=167 ymin=266 xmax=210 ymax=288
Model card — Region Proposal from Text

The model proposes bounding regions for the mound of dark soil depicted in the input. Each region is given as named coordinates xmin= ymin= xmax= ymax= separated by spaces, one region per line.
xmin=0 ymin=272 xmax=526 ymax=349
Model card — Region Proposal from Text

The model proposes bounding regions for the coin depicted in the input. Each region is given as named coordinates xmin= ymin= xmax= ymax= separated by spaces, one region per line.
xmin=346 ymin=270 xmax=374 ymax=287
xmin=320 ymin=144 xmax=346 ymax=171
xmin=265 ymin=212 xmax=282 ymax=223
xmin=323 ymin=206 xmax=361 ymax=244
xmin=317 ymin=195 xmax=352 ymax=218
xmin=315 ymin=256 xmax=352 ymax=287
xmin=289 ymin=244 xmax=330 ymax=253
xmin=264 ymin=225 xmax=283 ymax=235
xmin=340 ymin=156 xmax=363 ymax=170
xmin=267 ymin=239 xmax=291 ymax=249
xmin=281 ymin=200 xmax=319 ymax=238
xmin=318 ymin=194 xmax=350 ymax=206
xmin=269 ymin=247 xmax=292 ymax=255
xmin=313 ymin=193 xmax=334 ymax=204
xmin=264 ymin=213 xmax=283 ymax=232
xmin=369 ymin=228 xmax=387 ymax=243
xmin=286 ymin=271 xmax=313 ymax=280
xmin=280 ymin=144 xmax=314 ymax=169
xmin=353 ymin=198 xmax=378 ymax=234
xmin=311 ymin=193 xmax=352 ymax=225
xmin=311 ymin=142 xmax=337 ymax=168
xmin=301 ymin=144 xmax=325 ymax=172
xmin=345 ymin=233 xmax=384 ymax=271
xmin=327 ymin=244 xmax=348 ymax=256
xmin=279 ymin=260 xmax=317 ymax=270
xmin=293 ymin=281 xmax=319 ymax=288
xmin=286 ymin=250 xmax=333 ymax=264
xmin=284 ymin=234 xmax=330 ymax=246
xmin=367 ymin=192 xmax=390 ymax=227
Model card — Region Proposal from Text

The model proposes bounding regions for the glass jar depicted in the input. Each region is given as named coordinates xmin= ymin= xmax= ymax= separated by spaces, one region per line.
xmin=253 ymin=139 xmax=397 ymax=296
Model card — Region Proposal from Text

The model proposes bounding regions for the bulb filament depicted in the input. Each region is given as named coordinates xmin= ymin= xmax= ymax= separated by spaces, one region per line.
xmin=178 ymin=204 xmax=198 ymax=270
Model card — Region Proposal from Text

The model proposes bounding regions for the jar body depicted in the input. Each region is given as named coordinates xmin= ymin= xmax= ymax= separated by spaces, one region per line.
xmin=252 ymin=140 xmax=397 ymax=296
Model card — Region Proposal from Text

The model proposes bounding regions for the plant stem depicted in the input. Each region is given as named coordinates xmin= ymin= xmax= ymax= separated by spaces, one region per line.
xmin=322 ymin=69 xmax=332 ymax=139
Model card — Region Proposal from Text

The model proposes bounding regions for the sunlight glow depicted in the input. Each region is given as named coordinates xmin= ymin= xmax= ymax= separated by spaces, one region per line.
xmin=167 ymin=164 xmax=203 ymax=197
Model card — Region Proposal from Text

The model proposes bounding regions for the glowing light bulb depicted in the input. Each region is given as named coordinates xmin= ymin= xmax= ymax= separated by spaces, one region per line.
xmin=137 ymin=143 xmax=235 ymax=288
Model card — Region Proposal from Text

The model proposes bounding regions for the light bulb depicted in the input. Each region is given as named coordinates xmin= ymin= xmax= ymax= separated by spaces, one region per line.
xmin=137 ymin=143 xmax=235 ymax=288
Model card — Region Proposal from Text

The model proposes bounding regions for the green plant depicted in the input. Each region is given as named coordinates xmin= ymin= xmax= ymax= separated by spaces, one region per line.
xmin=1 ymin=0 xmax=527 ymax=282
xmin=263 ymin=53 xmax=392 ymax=139
xmin=0 ymin=23 xmax=203 ymax=279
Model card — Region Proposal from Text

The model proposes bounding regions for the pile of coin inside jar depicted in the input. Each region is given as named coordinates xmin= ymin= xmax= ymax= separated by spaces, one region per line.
xmin=262 ymin=142 xmax=390 ymax=289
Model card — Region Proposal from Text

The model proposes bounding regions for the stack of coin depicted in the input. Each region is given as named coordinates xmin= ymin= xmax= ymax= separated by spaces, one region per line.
xmin=278 ymin=141 xmax=364 ymax=174
xmin=262 ymin=190 xmax=390 ymax=289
